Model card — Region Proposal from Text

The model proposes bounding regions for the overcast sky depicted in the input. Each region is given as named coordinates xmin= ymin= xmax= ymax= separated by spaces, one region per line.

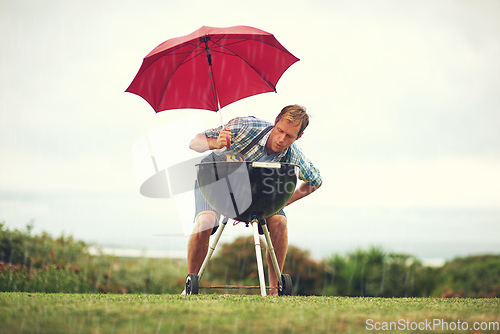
xmin=1 ymin=0 xmax=499 ymax=260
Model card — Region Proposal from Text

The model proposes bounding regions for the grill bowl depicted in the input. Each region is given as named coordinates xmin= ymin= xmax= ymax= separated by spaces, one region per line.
xmin=196 ymin=161 xmax=298 ymax=222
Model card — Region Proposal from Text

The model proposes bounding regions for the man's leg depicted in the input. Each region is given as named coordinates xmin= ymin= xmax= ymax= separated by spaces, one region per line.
xmin=265 ymin=214 xmax=288 ymax=296
xmin=187 ymin=210 xmax=219 ymax=275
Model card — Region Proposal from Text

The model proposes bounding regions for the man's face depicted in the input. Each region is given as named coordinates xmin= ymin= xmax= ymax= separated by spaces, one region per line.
xmin=266 ymin=118 xmax=303 ymax=154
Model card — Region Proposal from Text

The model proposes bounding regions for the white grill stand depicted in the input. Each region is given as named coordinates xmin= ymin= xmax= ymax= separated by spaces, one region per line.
xmin=197 ymin=217 xmax=228 ymax=282
xmin=252 ymin=220 xmax=267 ymax=296
xmin=260 ymin=220 xmax=283 ymax=291
xmin=194 ymin=216 xmax=284 ymax=296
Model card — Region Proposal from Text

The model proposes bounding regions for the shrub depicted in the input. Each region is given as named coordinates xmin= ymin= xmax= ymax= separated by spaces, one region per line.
xmin=0 ymin=222 xmax=87 ymax=268
xmin=432 ymin=254 xmax=500 ymax=297
xmin=0 ymin=222 xmax=186 ymax=294
xmin=324 ymin=247 xmax=438 ymax=297
xmin=207 ymin=236 xmax=325 ymax=295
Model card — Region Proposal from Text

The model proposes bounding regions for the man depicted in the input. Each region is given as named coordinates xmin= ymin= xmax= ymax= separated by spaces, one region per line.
xmin=187 ymin=104 xmax=322 ymax=295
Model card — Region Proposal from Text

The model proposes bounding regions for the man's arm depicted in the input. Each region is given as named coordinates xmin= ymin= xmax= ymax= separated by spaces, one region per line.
xmin=285 ymin=181 xmax=322 ymax=206
xmin=189 ymin=129 xmax=231 ymax=153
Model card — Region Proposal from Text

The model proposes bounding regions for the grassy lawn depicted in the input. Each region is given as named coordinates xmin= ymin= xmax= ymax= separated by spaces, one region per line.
xmin=1 ymin=293 xmax=499 ymax=333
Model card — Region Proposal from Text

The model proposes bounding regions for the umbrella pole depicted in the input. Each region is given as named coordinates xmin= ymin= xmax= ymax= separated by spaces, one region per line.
xmin=217 ymin=107 xmax=230 ymax=148
xmin=218 ymin=108 xmax=225 ymax=128
xmin=201 ymin=35 xmax=224 ymax=127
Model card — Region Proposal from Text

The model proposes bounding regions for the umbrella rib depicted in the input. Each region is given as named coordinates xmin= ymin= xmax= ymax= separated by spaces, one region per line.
xmin=210 ymin=36 xmax=280 ymax=92
xmin=226 ymin=48 xmax=277 ymax=93
xmin=154 ymin=42 xmax=205 ymax=111
xmin=163 ymin=42 xmax=205 ymax=65
xmin=211 ymin=35 xmax=289 ymax=60
xmin=154 ymin=39 xmax=221 ymax=111
xmin=130 ymin=42 xmax=205 ymax=111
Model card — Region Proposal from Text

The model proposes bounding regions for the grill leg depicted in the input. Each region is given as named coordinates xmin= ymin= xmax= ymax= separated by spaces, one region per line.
xmin=197 ymin=216 xmax=228 ymax=282
xmin=252 ymin=220 xmax=267 ymax=296
xmin=261 ymin=221 xmax=283 ymax=290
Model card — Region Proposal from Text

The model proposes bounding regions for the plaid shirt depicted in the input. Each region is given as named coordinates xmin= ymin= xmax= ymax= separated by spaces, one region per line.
xmin=203 ymin=116 xmax=322 ymax=187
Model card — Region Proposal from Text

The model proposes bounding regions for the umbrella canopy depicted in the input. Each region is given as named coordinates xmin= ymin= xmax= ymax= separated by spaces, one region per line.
xmin=126 ymin=25 xmax=299 ymax=112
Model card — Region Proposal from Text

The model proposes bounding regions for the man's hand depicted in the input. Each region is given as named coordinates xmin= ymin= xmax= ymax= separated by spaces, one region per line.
xmin=189 ymin=128 xmax=231 ymax=153
xmin=214 ymin=128 xmax=231 ymax=150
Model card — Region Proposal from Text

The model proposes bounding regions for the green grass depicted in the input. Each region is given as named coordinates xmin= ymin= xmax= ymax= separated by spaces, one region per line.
xmin=1 ymin=293 xmax=499 ymax=333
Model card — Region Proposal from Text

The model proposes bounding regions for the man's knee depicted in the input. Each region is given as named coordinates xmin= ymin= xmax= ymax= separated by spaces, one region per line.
xmin=193 ymin=211 xmax=219 ymax=234
xmin=267 ymin=214 xmax=287 ymax=233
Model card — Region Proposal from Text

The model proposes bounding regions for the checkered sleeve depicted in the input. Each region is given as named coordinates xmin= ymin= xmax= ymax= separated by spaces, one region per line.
xmin=289 ymin=145 xmax=322 ymax=187
xmin=202 ymin=117 xmax=249 ymax=139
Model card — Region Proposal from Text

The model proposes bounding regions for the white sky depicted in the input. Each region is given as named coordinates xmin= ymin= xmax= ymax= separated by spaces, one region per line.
xmin=1 ymin=0 xmax=499 ymax=260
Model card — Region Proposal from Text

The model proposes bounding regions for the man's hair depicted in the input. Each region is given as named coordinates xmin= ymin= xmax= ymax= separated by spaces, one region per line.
xmin=275 ymin=104 xmax=309 ymax=137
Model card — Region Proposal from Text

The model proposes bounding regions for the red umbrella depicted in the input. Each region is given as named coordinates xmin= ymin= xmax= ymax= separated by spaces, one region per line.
xmin=125 ymin=25 xmax=299 ymax=113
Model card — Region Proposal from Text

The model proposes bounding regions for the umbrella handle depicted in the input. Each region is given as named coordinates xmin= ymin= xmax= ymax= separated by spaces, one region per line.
xmin=226 ymin=132 xmax=230 ymax=148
